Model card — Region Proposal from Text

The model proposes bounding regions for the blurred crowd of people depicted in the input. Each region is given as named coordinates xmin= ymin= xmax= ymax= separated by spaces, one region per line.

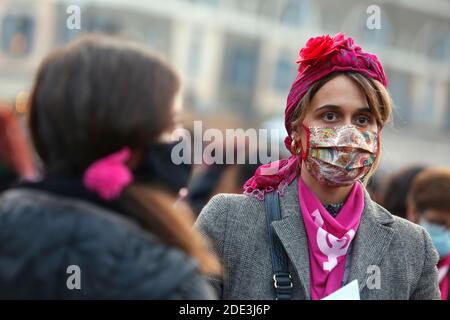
xmin=0 ymin=34 xmax=448 ymax=300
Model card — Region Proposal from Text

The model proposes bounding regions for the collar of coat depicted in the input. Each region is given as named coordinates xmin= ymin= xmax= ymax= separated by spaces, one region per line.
xmin=273 ymin=178 xmax=395 ymax=299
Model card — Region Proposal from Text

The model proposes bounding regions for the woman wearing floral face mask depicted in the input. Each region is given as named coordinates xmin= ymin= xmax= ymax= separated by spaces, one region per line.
xmin=196 ymin=33 xmax=440 ymax=300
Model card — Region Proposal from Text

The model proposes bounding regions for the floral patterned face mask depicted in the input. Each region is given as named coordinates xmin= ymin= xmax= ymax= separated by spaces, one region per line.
xmin=300 ymin=124 xmax=379 ymax=187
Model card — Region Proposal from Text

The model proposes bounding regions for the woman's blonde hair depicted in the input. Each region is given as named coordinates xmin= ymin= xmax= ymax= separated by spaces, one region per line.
xmin=289 ymin=72 xmax=393 ymax=184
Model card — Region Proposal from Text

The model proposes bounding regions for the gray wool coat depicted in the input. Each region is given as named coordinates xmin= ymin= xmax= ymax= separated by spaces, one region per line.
xmin=195 ymin=178 xmax=441 ymax=300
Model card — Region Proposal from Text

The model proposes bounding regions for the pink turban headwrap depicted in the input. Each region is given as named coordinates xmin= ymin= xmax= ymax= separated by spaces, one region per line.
xmin=243 ymin=33 xmax=388 ymax=200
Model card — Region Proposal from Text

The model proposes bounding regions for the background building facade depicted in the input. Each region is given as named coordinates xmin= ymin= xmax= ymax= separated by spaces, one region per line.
xmin=0 ymin=0 xmax=449 ymax=170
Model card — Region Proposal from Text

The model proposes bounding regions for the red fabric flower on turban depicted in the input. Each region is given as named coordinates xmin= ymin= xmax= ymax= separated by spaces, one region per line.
xmin=297 ymin=33 xmax=347 ymax=72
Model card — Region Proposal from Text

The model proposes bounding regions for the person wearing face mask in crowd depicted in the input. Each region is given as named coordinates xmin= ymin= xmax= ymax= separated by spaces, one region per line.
xmin=407 ymin=168 xmax=450 ymax=300
xmin=195 ymin=33 xmax=440 ymax=300
xmin=0 ymin=35 xmax=220 ymax=299
xmin=135 ymin=143 xmax=192 ymax=199
xmin=134 ymin=94 xmax=193 ymax=203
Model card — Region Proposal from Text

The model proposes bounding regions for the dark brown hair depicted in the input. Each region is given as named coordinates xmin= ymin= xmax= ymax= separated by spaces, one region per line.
xmin=382 ymin=165 xmax=426 ymax=218
xmin=29 ymin=35 xmax=221 ymax=275
xmin=409 ymin=167 xmax=450 ymax=213
xmin=30 ymin=35 xmax=177 ymax=173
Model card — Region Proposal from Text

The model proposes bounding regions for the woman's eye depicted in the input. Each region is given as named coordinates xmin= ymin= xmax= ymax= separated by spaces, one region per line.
xmin=322 ymin=112 xmax=337 ymax=122
xmin=355 ymin=115 xmax=370 ymax=126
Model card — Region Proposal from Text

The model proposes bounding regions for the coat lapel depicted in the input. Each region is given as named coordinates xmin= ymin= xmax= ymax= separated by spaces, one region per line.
xmin=271 ymin=179 xmax=311 ymax=299
xmin=348 ymin=189 xmax=395 ymax=294
xmin=269 ymin=179 xmax=396 ymax=300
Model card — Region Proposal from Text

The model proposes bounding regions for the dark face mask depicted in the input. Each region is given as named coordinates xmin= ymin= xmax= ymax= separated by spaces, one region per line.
xmin=134 ymin=142 xmax=192 ymax=196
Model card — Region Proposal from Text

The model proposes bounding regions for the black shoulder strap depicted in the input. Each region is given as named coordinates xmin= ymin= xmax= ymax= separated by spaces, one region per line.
xmin=264 ymin=191 xmax=293 ymax=300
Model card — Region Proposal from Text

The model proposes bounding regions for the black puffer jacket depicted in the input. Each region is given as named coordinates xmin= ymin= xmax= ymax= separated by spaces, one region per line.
xmin=0 ymin=188 xmax=215 ymax=299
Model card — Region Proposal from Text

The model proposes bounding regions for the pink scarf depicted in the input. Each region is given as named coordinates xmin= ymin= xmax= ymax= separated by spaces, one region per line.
xmin=438 ymin=254 xmax=450 ymax=300
xmin=298 ymin=177 xmax=364 ymax=300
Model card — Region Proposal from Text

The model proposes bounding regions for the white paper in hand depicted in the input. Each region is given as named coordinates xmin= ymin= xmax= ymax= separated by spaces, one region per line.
xmin=322 ymin=279 xmax=360 ymax=300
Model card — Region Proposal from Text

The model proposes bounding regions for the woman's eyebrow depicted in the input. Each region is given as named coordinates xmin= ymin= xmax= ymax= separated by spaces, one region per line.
xmin=314 ymin=105 xmax=372 ymax=113
xmin=314 ymin=104 xmax=341 ymax=113
xmin=358 ymin=107 xmax=372 ymax=113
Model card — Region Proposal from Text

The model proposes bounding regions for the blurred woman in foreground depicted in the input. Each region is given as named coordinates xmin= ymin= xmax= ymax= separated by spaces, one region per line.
xmin=0 ymin=35 xmax=219 ymax=299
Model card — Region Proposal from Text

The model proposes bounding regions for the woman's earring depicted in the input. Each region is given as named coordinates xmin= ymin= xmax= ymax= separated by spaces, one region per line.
xmin=291 ymin=138 xmax=301 ymax=154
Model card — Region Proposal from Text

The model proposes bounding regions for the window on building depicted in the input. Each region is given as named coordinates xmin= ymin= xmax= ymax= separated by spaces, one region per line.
xmin=85 ymin=12 xmax=121 ymax=35
xmin=56 ymin=3 xmax=82 ymax=44
xmin=388 ymin=70 xmax=412 ymax=127
xmin=360 ymin=6 xmax=392 ymax=47
xmin=187 ymin=28 xmax=204 ymax=79
xmin=186 ymin=0 xmax=221 ymax=7
xmin=446 ymin=84 xmax=450 ymax=133
xmin=220 ymin=37 xmax=260 ymax=115
xmin=224 ymin=45 xmax=258 ymax=90
xmin=279 ymin=0 xmax=318 ymax=27
xmin=145 ymin=21 xmax=171 ymax=56
xmin=418 ymin=79 xmax=437 ymax=126
xmin=273 ymin=54 xmax=296 ymax=92
xmin=1 ymin=13 xmax=35 ymax=57
xmin=429 ymin=31 xmax=450 ymax=62
xmin=280 ymin=0 xmax=304 ymax=26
